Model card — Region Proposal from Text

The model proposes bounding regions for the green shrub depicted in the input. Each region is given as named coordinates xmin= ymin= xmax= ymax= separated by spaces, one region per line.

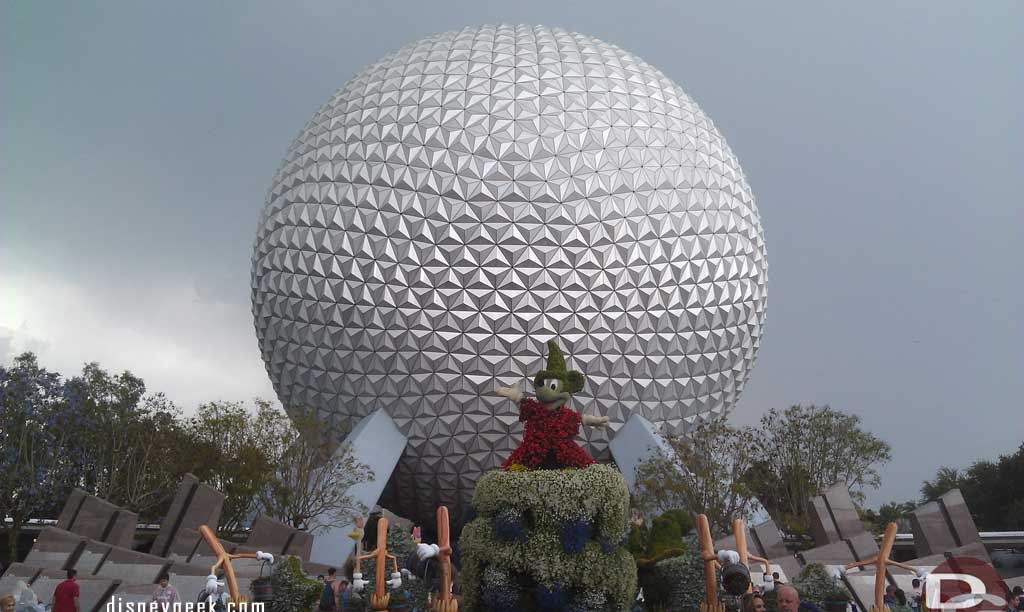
xmin=267 ymin=555 xmax=321 ymax=612
xmin=461 ymin=464 xmax=637 ymax=611
xmin=657 ymin=510 xmax=694 ymax=537
xmin=647 ymin=512 xmax=694 ymax=558
xmin=627 ymin=521 xmax=650 ymax=556
xmin=792 ymin=563 xmax=852 ymax=608
xmin=639 ymin=535 xmax=748 ymax=612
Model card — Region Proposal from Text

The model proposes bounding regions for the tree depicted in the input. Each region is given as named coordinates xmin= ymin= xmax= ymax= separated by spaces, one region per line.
xmin=743 ymin=405 xmax=892 ymax=537
xmin=861 ymin=500 xmax=917 ymax=534
xmin=67 ymin=364 xmax=191 ymax=521
xmin=920 ymin=466 xmax=964 ymax=502
xmin=187 ymin=400 xmax=278 ymax=536
xmin=634 ymin=419 xmax=759 ymax=536
xmin=257 ymin=409 xmax=373 ymax=533
xmin=0 ymin=353 xmax=91 ymax=560
xmin=920 ymin=444 xmax=1024 ymax=530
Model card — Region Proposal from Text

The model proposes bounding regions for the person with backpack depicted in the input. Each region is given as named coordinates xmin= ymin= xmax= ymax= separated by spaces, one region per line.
xmin=319 ymin=568 xmax=340 ymax=612
xmin=196 ymin=571 xmax=228 ymax=612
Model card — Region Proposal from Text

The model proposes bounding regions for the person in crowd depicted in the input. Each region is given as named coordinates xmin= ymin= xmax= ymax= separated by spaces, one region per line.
xmin=778 ymin=585 xmax=801 ymax=612
xmin=895 ymin=589 xmax=908 ymax=605
xmin=1012 ymin=586 xmax=1024 ymax=612
xmin=338 ymin=579 xmax=351 ymax=605
xmin=1007 ymin=589 xmax=1021 ymax=612
xmin=319 ymin=567 xmax=339 ymax=612
xmin=196 ymin=569 xmax=228 ymax=611
xmin=51 ymin=569 xmax=79 ymax=612
xmin=893 ymin=588 xmax=913 ymax=612
xmin=12 ymin=580 xmax=44 ymax=612
xmin=884 ymin=585 xmax=898 ymax=607
xmin=151 ymin=572 xmax=179 ymax=610
xmin=1 ymin=595 xmax=16 ymax=612
xmin=316 ymin=575 xmax=325 ymax=584
xmin=743 ymin=592 xmax=768 ymax=612
xmin=910 ymin=578 xmax=922 ymax=611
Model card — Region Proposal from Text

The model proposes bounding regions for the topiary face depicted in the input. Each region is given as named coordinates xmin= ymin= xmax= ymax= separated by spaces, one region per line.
xmin=535 ymin=376 xmax=570 ymax=405
xmin=532 ymin=340 xmax=585 ymax=408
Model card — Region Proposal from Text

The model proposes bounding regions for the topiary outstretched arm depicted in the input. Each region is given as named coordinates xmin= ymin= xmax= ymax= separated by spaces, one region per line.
xmin=496 ymin=384 xmax=523 ymax=404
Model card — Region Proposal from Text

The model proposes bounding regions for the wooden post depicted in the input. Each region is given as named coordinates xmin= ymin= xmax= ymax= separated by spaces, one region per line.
xmin=732 ymin=519 xmax=771 ymax=594
xmin=697 ymin=514 xmax=723 ymax=612
xmin=198 ymin=524 xmax=259 ymax=604
xmin=356 ymin=517 xmax=400 ymax=611
xmin=844 ymin=522 xmax=919 ymax=612
xmin=733 ymin=519 xmax=751 ymax=594
xmin=432 ymin=506 xmax=458 ymax=612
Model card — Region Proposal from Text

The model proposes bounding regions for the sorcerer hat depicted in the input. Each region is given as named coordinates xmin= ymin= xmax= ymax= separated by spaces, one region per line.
xmin=533 ymin=339 xmax=585 ymax=393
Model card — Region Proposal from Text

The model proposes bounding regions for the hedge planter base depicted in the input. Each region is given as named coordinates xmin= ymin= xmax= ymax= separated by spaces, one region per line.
xmin=460 ymin=464 xmax=637 ymax=612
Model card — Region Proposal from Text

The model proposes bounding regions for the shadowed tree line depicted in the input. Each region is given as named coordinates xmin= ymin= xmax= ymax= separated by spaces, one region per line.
xmin=861 ymin=448 xmax=1024 ymax=533
xmin=0 ymin=352 xmax=371 ymax=561
xmin=633 ymin=404 xmax=1021 ymax=539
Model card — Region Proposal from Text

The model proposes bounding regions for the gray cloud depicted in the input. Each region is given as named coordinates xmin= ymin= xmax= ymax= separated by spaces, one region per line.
xmin=3 ymin=0 xmax=1021 ymax=508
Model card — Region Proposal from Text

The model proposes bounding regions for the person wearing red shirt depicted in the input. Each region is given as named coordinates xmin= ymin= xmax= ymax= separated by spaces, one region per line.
xmin=51 ymin=569 xmax=80 ymax=612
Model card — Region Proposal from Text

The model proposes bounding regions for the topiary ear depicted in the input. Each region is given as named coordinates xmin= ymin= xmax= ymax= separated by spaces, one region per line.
xmin=564 ymin=371 xmax=585 ymax=394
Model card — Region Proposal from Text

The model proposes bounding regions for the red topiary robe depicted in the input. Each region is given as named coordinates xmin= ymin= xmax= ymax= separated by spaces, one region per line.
xmin=502 ymin=397 xmax=597 ymax=470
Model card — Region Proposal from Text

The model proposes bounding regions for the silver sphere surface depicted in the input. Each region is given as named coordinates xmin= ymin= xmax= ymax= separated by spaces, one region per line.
xmin=252 ymin=24 xmax=768 ymax=525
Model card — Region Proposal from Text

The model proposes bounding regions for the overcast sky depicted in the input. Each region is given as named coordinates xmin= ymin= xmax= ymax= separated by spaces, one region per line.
xmin=3 ymin=1 xmax=1021 ymax=509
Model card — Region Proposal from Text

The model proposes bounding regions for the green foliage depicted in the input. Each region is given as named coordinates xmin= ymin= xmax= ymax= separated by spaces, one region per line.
xmin=0 ymin=354 xmax=193 ymax=558
xmin=189 ymin=400 xmax=372 ymax=536
xmin=267 ymin=555 xmax=321 ymax=612
xmin=628 ymin=509 xmax=693 ymax=560
xmin=187 ymin=400 xmax=280 ymax=535
xmin=920 ymin=446 xmax=1024 ymax=530
xmin=920 ymin=466 xmax=964 ymax=502
xmin=742 ymin=405 xmax=892 ymax=536
xmin=634 ymin=419 xmax=759 ymax=536
xmin=658 ymin=510 xmax=694 ymax=534
xmin=472 ymin=463 xmax=631 ymax=541
xmin=646 ymin=518 xmax=682 ymax=558
xmin=792 ymin=563 xmax=851 ymax=607
xmin=0 ymin=353 xmax=85 ymax=559
xmin=461 ymin=464 xmax=636 ymax=611
xmin=257 ymin=411 xmax=373 ymax=533
xmin=70 ymin=362 xmax=192 ymax=521
xmin=645 ymin=513 xmax=685 ymax=558
xmin=860 ymin=500 xmax=917 ymax=534
xmin=639 ymin=535 xmax=746 ymax=612
xmin=627 ymin=521 xmax=649 ymax=557
xmin=0 ymin=352 xmax=371 ymax=556
xmin=644 ymin=542 xmax=705 ymax=612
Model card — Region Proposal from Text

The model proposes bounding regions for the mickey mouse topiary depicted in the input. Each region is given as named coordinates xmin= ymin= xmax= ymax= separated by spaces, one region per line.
xmin=496 ymin=340 xmax=610 ymax=470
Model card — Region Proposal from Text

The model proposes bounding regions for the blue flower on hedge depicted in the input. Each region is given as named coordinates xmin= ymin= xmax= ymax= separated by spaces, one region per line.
xmin=483 ymin=587 xmax=517 ymax=612
xmin=559 ymin=518 xmax=592 ymax=554
xmin=535 ymin=584 xmax=568 ymax=610
xmin=599 ymin=537 xmax=615 ymax=554
xmin=569 ymin=590 xmax=609 ymax=612
xmin=493 ymin=507 xmax=525 ymax=542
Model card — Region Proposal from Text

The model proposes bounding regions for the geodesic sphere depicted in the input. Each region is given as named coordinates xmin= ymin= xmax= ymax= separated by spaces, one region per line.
xmin=251 ymin=24 xmax=767 ymax=526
